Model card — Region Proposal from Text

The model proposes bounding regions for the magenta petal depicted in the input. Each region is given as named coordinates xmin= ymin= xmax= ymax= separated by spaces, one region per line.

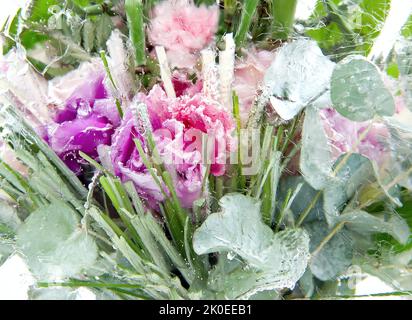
xmin=93 ymin=99 xmax=121 ymax=127
xmin=50 ymin=114 xmax=114 ymax=170
xmin=111 ymin=110 xmax=146 ymax=176
xmin=66 ymin=75 xmax=107 ymax=107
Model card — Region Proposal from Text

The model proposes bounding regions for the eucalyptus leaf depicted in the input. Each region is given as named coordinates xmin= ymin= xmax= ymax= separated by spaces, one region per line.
xmin=16 ymin=201 xmax=98 ymax=280
xmin=278 ymin=176 xmax=324 ymax=223
xmin=384 ymin=117 xmax=412 ymax=190
xmin=335 ymin=210 xmax=410 ymax=245
xmin=371 ymin=161 xmax=402 ymax=207
xmin=305 ymin=221 xmax=353 ymax=281
xmin=298 ymin=269 xmax=315 ymax=298
xmin=300 ymin=107 xmax=333 ymax=190
xmin=323 ymin=153 xmax=375 ymax=225
xmin=331 ymin=55 xmax=395 ymax=121
xmin=193 ymin=194 xmax=310 ymax=291
xmin=264 ymin=39 xmax=335 ymax=120
xmin=205 ymin=255 xmax=266 ymax=299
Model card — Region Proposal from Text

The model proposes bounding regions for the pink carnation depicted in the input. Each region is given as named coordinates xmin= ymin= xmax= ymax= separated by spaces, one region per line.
xmin=111 ymin=83 xmax=234 ymax=208
xmin=233 ymin=48 xmax=276 ymax=125
xmin=148 ymin=0 xmax=219 ymax=69
xmin=320 ymin=108 xmax=390 ymax=165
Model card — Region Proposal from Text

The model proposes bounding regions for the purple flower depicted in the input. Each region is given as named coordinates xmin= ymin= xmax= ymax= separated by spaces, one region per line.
xmin=46 ymin=68 xmax=120 ymax=174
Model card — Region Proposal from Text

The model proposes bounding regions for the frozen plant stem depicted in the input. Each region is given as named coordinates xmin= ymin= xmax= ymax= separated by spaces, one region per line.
xmin=272 ymin=0 xmax=298 ymax=40
xmin=156 ymin=46 xmax=176 ymax=99
xmin=311 ymin=221 xmax=345 ymax=258
xmin=219 ymin=34 xmax=235 ymax=111
xmin=297 ymin=119 xmax=376 ymax=227
xmin=100 ymin=51 xmax=123 ymax=118
xmin=125 ymin=0 xmax=146 ymax=66
xmin=235 ymin=0 xmax=259 ymax=48
xmin=296 ymin=190 xmax=322 ymax=227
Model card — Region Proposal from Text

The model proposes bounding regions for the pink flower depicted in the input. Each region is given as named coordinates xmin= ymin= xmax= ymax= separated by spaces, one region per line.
xmin=320 ymin=108 xmax=390 ymax=165
xmin=171 ymin=72 xmax=203 ymax=97
xmin=233 ymin=48 xmax=276 ymax=125
xmin=111 ymin=83 xmax=234 ymax=208
xmin=45 ymin=62 xmax=120 ymax=174
xmin=148 ymin=0 xmax=219 ymax=69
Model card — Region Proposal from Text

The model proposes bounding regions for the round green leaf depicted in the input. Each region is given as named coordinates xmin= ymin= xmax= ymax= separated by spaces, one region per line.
xmin=16 ymin=201 xmax=98 ymax=280
xmin=331 ymin=55 xmax=395 ymax=121
xmin=305 ymin=221 xmax=353 ymax=281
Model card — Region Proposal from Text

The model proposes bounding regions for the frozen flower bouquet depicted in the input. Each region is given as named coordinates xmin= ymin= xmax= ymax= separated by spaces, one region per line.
xmin=0 ymin=0 xmax=412 ymax=300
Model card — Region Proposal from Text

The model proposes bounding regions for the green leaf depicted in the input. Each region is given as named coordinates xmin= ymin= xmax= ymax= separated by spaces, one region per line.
xmin=398 ymin=193 xmax=412 ymax=231
xmin=1 ymin=106 xmax=88 ymax=202
xmin=385 ymin=117 xmax=412 ymax=190
xmin=264 ymin=39 xmax=335 ymax=120
xmin=305 ymin=221 xmax=353 ymax=281
xmin=386 ymin=62 xmax=400 ymax=79
xmin=271 ymin=0 xmax=298 ymax=40
xmin=26 ymin=0 xmax=59 ymax=22
xmin=300 ymin=107 xmax=333 ymax=190
xmin=95 ymin=14 xmax=114 ymax=51
xmin=16 ymin=201 xmax=98 ymax=280
xmin=203 ymin=255 xmax=280 ymax=300
xmin=359 ymin=0 xmax=391 ymax=40
xmin=298 ymin=269 xmax=315 ymax=298
xmin=336 ymin=210 xmax=410 ymax=245
xmin=278 ymin=176 xmax=324 ymax=223
xmin=125 ymin=0 xmax=146 ymax=66
xmin=1 ymin=9 xmax=22 ymax=54
xmin=193 ymin=194 xmax=310 ymax=290
xmin=306 ymin=22 xmax=344 ymax=51
xmin=72 ymin=0 xmax=92 ymax=8
xmin=331 ymin=55 xmax=395 ymax=121
xmin=234 ymin=0 xmax=259 ymax=47
xmin=82 ymin=17 xmax=96 ymax=53
xmin=402 ymin=14 xmax=412 ymax=38
xmin=323 ymin=153 xmax=374 ymax=225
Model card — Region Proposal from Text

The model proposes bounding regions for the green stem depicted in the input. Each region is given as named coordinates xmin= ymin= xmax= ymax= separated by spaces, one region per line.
xmin=215 ymin=176 xmax=224 ymax=201
xmin=311 ymin=221 xmax=345 ymax=258
xmin=234 ymin=0 xmax=259 ymax=48
xmin=275 ymin=188 xmax=292 ymax=232
xmin=100 ymin=51 xmax=123 ymax=118
xmin=272 ymin=0 xmax=298 ymax=40
xmin=125 ymin=0 xmax=146 ymax=66
xmin=296 ymin=190 xmax=322 ymax=227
